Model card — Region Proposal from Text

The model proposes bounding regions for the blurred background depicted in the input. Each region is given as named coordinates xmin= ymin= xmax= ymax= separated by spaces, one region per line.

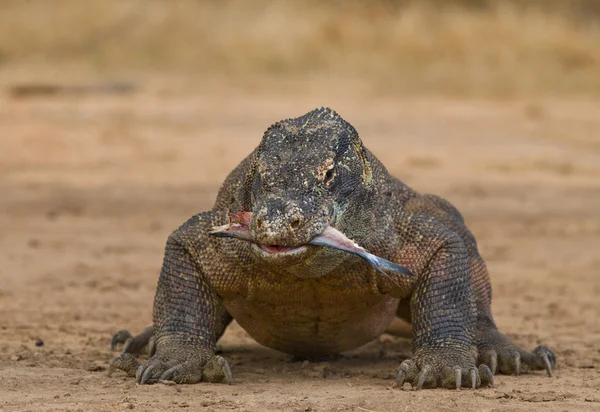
xmin=1 ymin=2 xmax=599 ymax=411
xmin=2 ymin=0 xmax=600 ymax=96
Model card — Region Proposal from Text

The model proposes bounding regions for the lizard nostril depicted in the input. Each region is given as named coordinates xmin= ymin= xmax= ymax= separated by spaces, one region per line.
xmin=290 ymin=217 xmax=301 ymax=230
xmin=256 ymin=217 xmax=264 ymax=228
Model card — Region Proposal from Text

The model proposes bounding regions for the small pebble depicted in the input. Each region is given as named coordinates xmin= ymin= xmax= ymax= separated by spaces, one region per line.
xmin=27 ymin=239 xmax=41 ymax=248
xmin=35 ymin=339 xmax=44 ymax=347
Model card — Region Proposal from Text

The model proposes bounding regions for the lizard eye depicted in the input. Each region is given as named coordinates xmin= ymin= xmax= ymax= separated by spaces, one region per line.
xmin=324 ymin=167 xmax=335 ymax=184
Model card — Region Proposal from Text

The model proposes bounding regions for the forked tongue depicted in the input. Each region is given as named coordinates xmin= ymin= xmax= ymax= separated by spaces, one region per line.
xmin=209 ymin=211 xmax=412 ymax=278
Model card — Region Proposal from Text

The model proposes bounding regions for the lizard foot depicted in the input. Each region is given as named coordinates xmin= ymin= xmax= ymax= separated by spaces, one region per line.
xmin=111 ymin=326 xmax=155 ymax=355
xmin=134 ymin=346 xmax=232 ymax=385
xmin=108 ymin=352 xmax=140 ymax=377
xmin=477 ymin=329 xmax=556 ymax=377
xmin=396 ymin=355 xmax=494 ymax=390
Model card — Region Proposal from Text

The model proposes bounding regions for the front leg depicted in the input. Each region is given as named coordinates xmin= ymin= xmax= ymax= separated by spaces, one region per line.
xmin=110 ymin=213 xmax=232 ymax=385
xmin=395 ymin=232 xmax=493 ymax=389
xmin=400 ymin=194 xmax=555 ymax=381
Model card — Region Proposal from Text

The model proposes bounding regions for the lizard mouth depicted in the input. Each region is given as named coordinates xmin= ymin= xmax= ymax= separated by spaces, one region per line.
xmin=258 ymin=244 xmax=307 ymax=254
xmin=209 ymin=211 xmax=412 ymax=277
xmin=254 ymin=243 xmax=309 ymax=256
xmin=207 ymin=212 xmax=309 ymax=257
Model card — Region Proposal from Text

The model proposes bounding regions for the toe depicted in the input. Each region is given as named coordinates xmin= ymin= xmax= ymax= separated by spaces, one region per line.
xmin=478 ymin=364 xmax=494 ymax=387
xmin=479 ymin=349 xmax=498 ymax=375
xmin=148 ymin=337 xmax=157 ymax=357
xmin=454 ymin=368 xmax=462 ymax=390
xmin=438 ymin=366 xmax=461 ymax=390
xmin=541 ymin=353 xmax=553 ymax=377
xmin=416 ymin=365 xmax=436 ymax=390
xmin=159 ymin=365 xmax=180 ymax=382
xmin=202 ymin=356 xmax=233 ymax=384
xmin=140 ymin=364 xmax=157 ymax=384
xmin=163 ymin=363 xmax=203 ymax=384
xmin=216 ymin=356 xmax=233 ymax=385
xmin=111 ymin=330 xmax=132 ymax=351
xmin=154 ymin=356 xmax=233 ymax=385
xmin=514 ymin=352 xmax=521 ymax=376
xmin=108 ymin=353 xmax=139 ymax=377
xmin=396 ymin=360 xmax=418 ymax=389
xmin=465 ymin=368 xmax=480 ymax=389
xmin=498 ymin=350 xmax=521 ymax=375
xmin=122 ymin=338 xmax=135 ymax=353
xmin=532 ymin=345 xmax=556 ymax=377
xmin=137 ymin=361 xmax=170 ymax=385
xmin=135 ymin=364 xmax=147 ymax=383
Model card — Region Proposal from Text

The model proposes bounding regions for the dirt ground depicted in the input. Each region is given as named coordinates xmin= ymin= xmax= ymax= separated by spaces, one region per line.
xmin=0 ymin=87 xmax=599 ymax=411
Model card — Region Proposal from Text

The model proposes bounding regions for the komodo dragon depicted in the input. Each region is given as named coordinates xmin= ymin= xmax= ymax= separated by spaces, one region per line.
xmin=109 ymin=107 xmax=555 ymax=389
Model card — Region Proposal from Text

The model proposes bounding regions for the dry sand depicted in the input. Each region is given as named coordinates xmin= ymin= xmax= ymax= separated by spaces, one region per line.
xmin=0 ymin=88 xmax=599 ymax=411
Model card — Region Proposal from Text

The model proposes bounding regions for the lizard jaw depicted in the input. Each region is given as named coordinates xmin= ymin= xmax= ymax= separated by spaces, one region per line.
xmin=209 ymin=211 xmax=412 ymax=277
xmin=208 ymin=213 xmax=310 ymax=258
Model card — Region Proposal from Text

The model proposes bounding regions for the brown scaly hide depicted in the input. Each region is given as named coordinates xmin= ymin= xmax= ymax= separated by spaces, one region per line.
xmin=109 ymin=107 xmax=555 ymax=389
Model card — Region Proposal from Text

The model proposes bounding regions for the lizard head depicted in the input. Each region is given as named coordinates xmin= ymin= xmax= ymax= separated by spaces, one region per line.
xmin=244 ymin=107 xmax=377 ymax=274
xmin=210 ymin=107 xmax=411 ymax=279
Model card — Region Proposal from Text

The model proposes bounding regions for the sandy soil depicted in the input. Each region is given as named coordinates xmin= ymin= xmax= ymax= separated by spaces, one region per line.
xmin=0 ymin=88 xmax=599 ymax=411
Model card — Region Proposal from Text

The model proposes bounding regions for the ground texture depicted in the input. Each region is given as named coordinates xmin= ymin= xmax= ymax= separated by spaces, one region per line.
xmin=0 ymin=90 xmax=599 ymax=411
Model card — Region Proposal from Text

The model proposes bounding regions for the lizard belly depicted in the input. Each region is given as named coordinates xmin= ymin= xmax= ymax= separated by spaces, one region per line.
xmin=222 ymin=278 xmax=400 ymax=357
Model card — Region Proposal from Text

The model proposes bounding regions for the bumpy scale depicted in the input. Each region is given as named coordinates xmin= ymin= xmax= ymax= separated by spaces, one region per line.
xmin=108 ymin=108 xmax=555 ymax=389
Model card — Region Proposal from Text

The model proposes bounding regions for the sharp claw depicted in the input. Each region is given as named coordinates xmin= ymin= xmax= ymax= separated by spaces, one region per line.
xmin=470 ymin=368 xmax=477 ymax=389
xmin=148 ymin=337 xmax=156 ymax=357
xmin=135 ymin=364 xmax=147 ymax=384
xmin=533 ymin=345 xmax=556 ymax=377
xmin=455 ymin=368 xmax=462 ymax=390
xmin=548 ymin=350 xmax=557 ymax=367
xmin=107 ymin=358 xmax=117 ymax=377
xmin=416 ymin=366 xmax=431 ymax=390
xmin=396 ymin=370 xmax=406 ymax=387
xmin=216 ymin=356 xmax=233 ymax=385
xmin=541 ymin=352 xmax=552 ymax=377
xmin=478 ymin=364 xmax=494 ymax=388
xmin=111 ymin=330 xmax=132 ymax=351
xmin=514 ymin=352 xmax=521 ymax=376
xmin=160 ymin=365 xmax=178 ymax=382
xmin=122 ymin=338 xmax=133 ymax=353
xmin=488 ymin=350 xmax=497 ymax=375
xmin=396 ymin=363 xmax=410 ymax=388
xmin=141 ymin=365 xmax=155 ymax=385
xmin=110 ymin=336 xmax=120 ymax=351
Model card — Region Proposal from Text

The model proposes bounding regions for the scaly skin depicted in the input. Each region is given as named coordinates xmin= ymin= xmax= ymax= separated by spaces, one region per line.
xmin=109 ymin=108 xmax=555 ymax=389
